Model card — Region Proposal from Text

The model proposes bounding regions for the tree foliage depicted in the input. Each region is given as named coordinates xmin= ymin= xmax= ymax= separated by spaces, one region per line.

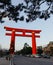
xmin=37 ymin=48 xmax=43 ymax=55
xmin=21 ymin=47 xmax=32 ymax=55
xmin=0 ymin=0 xmax=53 ymax=23
xmin=15 ymin=43 xmax=32 ymax=55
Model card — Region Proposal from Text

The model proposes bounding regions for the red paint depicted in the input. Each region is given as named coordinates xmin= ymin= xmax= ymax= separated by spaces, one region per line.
xmin=6 ymin=33 xmax=40 ymax=37
xmin=10 ymin=30 xmax=15 ymax=54
xmin=4 ymin=26 xmax=41 ymax=55
xmin=32 ymin=32 xmax=37 ymax=54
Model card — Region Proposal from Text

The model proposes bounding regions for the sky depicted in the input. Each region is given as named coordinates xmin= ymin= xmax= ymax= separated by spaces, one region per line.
xmin=0 ymin=0 xmax=53 ymax=50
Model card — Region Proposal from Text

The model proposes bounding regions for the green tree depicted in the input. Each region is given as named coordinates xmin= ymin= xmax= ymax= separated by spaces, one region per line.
xmin=37 ymin=48 xmax=43 ymax=55
xmin=15 ymin=43 xmax=32 ymax=55
xmin=21 ymin=46 xmax=32 ymax=55
xmin=24 ymin=43 xmax=30 ymax=48
xmin=0 ymin=0 xmax=53 ymax=23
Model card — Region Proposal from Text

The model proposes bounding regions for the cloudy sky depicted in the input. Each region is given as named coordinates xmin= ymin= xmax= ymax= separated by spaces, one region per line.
xmin=0 ymin=0 xmax=53 ymax=50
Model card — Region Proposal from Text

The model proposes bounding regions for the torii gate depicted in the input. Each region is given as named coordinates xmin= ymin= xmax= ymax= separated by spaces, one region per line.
xmin=4 ymin=26 xmax=41 ymax=55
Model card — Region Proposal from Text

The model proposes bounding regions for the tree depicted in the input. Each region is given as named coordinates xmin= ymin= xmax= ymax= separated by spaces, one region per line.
xmin=20 ymin=43 xmax=32 ymax=55
xmin=24 ymin=43 xmax=30 ymax=48
xmin=0 ymin=0 xmax=53 ymax=23
xmin=21 ymin=46 xmax=32 ymax=55
xmin=0 ymin=45 xmax=2 ymax=57
xmin=37 ymin=47 xmax=43 ymax=55
xmin=15 ymin=43 xmax=32 ymax=55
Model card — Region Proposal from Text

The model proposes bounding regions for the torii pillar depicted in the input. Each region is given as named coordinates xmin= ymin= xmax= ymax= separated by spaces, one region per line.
xmin=32 ymin=32 xmax=37 ymax=55
xmin=10 ymin=30 xmax=15 ymax=54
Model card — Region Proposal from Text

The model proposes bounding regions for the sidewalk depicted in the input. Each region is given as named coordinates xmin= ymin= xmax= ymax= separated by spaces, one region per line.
xmin=0 ymin=57 xmax=10 ymax=65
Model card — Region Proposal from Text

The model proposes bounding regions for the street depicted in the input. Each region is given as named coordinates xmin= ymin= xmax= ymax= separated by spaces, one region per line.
xmin=0 ymin=55 xmax=53 ymax=65
xmin=13 ymin=55 xmax=53 ymax=65
xmin=0 ymin=57 xmax=9 ymax=65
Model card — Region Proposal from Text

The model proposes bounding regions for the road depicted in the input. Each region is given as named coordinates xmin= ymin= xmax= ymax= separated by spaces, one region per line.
xmin=0 ymin=57 xmax=9 ymax=65
xmin=13 ymin=55 xmax=53 ymax=65
xmin=0 ymin=55 xmax=53 ymax=65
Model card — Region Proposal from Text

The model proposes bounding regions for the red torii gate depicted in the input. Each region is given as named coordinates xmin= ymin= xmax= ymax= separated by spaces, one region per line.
xmin=4 ymin=26 xmax=41 ymax=55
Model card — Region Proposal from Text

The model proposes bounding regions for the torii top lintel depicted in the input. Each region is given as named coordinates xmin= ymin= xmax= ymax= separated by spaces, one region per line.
xmin=4 ymin=26 xmax=41 ymax=38
xmin=4 ymin=26 xmax=41 ymax=33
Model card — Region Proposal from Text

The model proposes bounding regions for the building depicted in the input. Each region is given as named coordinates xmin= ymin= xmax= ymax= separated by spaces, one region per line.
xmin=43 ymin=41 xmax=53 ymax=56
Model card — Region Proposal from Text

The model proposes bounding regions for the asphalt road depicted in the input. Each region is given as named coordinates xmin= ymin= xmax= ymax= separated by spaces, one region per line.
xmin=13 ymin=55 xmax=53 ymax=65
xmin=0 ymin=57 xmax=9 ymax=65
xmin=0 ymin=55 xmax=53 ymax=65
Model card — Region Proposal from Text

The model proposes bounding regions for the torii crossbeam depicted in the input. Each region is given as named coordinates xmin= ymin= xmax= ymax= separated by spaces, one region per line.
xmin=4 ymin=26 xmax=41 ymax=55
